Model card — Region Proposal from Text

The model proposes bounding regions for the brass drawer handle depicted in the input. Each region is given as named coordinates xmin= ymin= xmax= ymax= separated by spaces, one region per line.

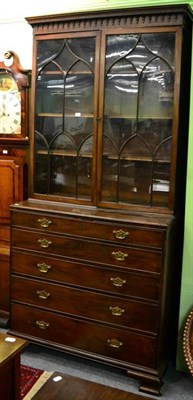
xmin=38 ymin=238 xmax=52 ymax=248
xmin=37 ymin=290 xmax=50 ymax=300
xmin=110 ymin=277 xmax=126 ymax=287
xmin=112 ymin=251 xmax=128 ymax=261
xmin=38 ymin=218 xmax=52 ymax=228
xmin=107 ymin=339 xmax=123 ymax=349
xmin=36 ymin=320 xmax=50 ymax=330
xmin=109 ymin=306 xmax=125 ymax=316
xmin=113 ymin=229 xmax=129 ymax=240
xmin=37 ymin=263 xmax=51 ymax=273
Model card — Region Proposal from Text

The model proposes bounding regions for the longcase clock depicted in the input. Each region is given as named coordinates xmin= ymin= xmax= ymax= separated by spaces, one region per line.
xmin=0 ymin=51 xmax=30 ymax=326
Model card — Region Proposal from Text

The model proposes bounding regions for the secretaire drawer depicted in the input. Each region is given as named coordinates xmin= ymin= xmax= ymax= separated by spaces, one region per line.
xmin=12 ymin=276 xmax=158 ymax=333
xmin=11 ymin=303 xmax=157 ymax=368
xmin=12 ymin=230 xmax=162 ymax=273
xmin=11 ymin=211 xmax=164 ymax=249
xmin=12 ymin=252 xmax=160 ymax=301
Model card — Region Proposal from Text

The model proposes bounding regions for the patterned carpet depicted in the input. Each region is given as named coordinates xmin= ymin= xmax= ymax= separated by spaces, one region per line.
xmin=20 ymin=364 xmax=53 ymax=399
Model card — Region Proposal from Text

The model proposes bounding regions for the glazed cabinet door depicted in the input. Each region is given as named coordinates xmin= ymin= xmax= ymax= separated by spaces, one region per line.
xmin=32 ymin=26 xmax=183 ymax=213
xmin=98 ymin=29 xmax=180 ymax=212
xmin=33 ymin=32 xmax=100 ymax=204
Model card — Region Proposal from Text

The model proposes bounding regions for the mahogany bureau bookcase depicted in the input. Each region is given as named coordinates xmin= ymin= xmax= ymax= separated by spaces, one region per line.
xmin=9 ymin=5 xmax=193 ymax=396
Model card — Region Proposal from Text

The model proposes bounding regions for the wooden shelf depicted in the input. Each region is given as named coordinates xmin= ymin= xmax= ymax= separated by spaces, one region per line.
xmin=36 ymin=149 xmax=170 ymax=163
xmin=41 ymin=70 xmax=93 ymax=75
xmin=106 ymin=115 xmax=173 ymax=120
xmin=103 ymin=154 xmax=170 ymax=162
xmin=37 ymin=113 xmax=93 ymax=118
xmin=37 ymin=150 xmax=92 ymax=157
xmin=36 ymin=113 xmax=172 ymax=120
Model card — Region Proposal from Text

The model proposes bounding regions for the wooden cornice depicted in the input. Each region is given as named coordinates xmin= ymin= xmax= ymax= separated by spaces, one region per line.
xmin=26 ymin=5 xmax=193 ymax=34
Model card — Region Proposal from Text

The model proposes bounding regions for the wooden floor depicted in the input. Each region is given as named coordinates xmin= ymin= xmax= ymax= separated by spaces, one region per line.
xmin=32 ymin=371 xmax=153 ymax=399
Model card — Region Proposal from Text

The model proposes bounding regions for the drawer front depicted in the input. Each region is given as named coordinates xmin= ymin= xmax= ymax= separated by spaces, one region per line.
xmin=12 ymin=252 xmax=160 ymax=301
xmin=12 ymin=230 xmax=162 ymax=273
xmin=10 ymin=303 xmax=157 ymax=368
xmin=12 ymin=276 xmax=158 ymax=333
xmin=12 ymin=211 xmax=164 ymax=249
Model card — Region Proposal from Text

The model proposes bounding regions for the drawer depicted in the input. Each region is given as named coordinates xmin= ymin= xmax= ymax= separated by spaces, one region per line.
xmin=12 ymin=230 xmax=162 ymax=273
xmin=12 ymin=252 xmax=160 ymax=301
xmin=11 ymin=211 xmax=164 ymax=249
xmin=12 ymin=276 xmax=158 ymax=333
xmin=10 ymin=303 xmax=157 ymax=368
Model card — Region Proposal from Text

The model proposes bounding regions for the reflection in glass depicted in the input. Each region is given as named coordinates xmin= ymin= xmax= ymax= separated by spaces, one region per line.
xmin=105 ymin=60 xmax=138 ymax=118
xmin=139 ymin=58 xmax=174 ymax=118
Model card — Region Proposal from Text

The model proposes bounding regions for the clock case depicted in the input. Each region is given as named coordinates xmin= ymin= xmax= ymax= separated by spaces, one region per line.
xmin=0 ymin=51 xmax=30 ymax=325
xmin=0 ymin=50 xmax=30 ymax=143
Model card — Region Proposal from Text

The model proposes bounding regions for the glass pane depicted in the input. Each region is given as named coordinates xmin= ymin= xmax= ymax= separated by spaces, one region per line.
xmin=65 ymin=61 xmax=94 ymax=115
xmin=102 ymin=158 xmax=118 ymax=202
xmin=143 ymin=33 xmax=175 ymax=66
xmin=34 ymin=132 xmax=49 ymax=194
xmin=151 ymin=138 xmax=171 ymax=207
xmin=36 ymin=68 xmax=64 ymax=115
xmin=105 ymin=34 xmax=138 ymax=71
xmin=65 ymin=117 xmax=93 ymax=140
xmin=50 ymin=156 xmax=76 ymax=197
xmin=37 ymin=40 xmax=64 ymax=70
xmin=35 ymin=116 xmax=63 ymax=143
xmin=105 ymin=60 xmax=138 ymax=118
xmin=38 ymin=37 xmax=95 ymax=72
xmin=103 ymin=117 xmax=136 ymax=155
xmin=34 ymin=154 xmax=49 ymax=194
xmin=102 ymin=32 xmax=175 ymax=208
xmin=64 ymin=38 xmax=95 ymax=69
xmin=139 ymin=58 xmax=174 ymax=119
xmin=137 ymin=119 xmax=172 ymax=153
xmin=77 ymin=155 xmax=92 ymax=198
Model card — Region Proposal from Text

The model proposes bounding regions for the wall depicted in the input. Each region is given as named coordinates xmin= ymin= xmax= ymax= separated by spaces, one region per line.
xmin=0 ymin=0 xmax=192 ymax=371
xmin=1 ymin=0 xmax=193 ymax=69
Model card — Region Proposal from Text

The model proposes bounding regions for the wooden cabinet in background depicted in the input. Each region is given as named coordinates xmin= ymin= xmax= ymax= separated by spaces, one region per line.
xmin=0 ymin=52 xmax=30 ymax=325
xmin=9 ymin=5 xmax=192 ymax=395
xmin=0 ymin=147 xmax=28 ymax=324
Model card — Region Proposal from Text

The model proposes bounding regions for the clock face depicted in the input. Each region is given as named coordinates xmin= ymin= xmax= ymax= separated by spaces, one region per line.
xmin=0 ymin=74 xmax=21 ymax=134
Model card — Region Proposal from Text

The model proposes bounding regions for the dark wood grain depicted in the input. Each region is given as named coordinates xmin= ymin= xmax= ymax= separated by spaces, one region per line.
xmin=33 ymin=372 xmax=152 ymax=400
xmin=0 ymin=332 xmax=27 ymax=400
xmin=0 ymin=51 xmax=30 ymax=324
xmin=0 ymin=148 xmax=28 ymax=324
